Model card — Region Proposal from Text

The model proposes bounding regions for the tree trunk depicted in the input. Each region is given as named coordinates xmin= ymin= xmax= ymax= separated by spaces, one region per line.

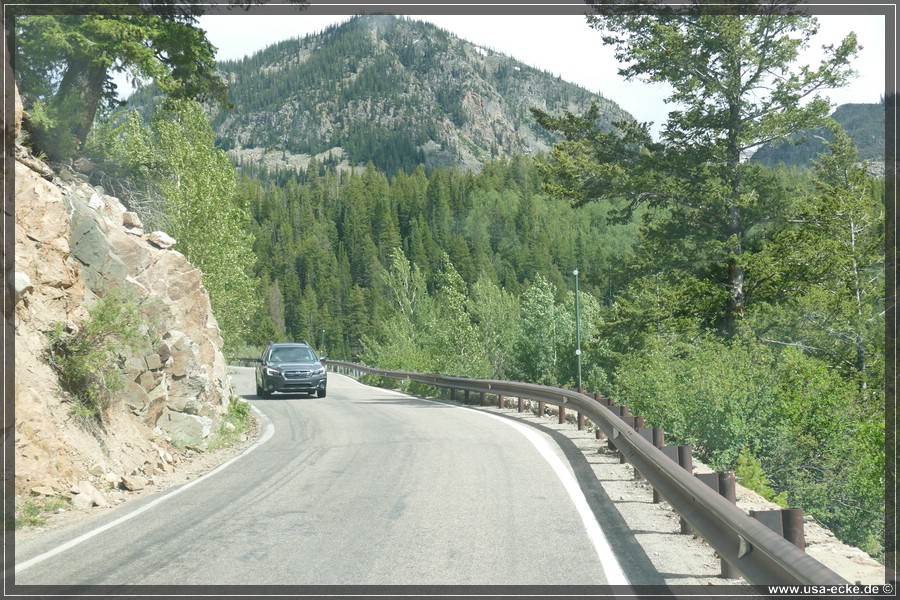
xmin=725 ymin=205 xmax=746 ymax=337
xmin=43 ymin=55 xmax=108 ymax=162
xmin=724 ymin=61 xmax=745 ymax=337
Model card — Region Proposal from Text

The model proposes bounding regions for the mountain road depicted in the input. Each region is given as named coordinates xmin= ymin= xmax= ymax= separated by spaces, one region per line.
xmin=14 ymin=369 xmax=665 ymax=587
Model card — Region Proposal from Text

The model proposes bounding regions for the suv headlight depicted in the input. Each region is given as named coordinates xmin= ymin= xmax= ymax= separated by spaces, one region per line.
xmin=313 ymin=366 xmax=326 ymax=375
xmin=266 ymin=367 xmax=281 ymax=376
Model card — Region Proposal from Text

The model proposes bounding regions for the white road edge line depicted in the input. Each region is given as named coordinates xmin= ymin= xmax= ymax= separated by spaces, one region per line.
xmin=417 ymin=396 xmax=631 ymax=587
xmin=15 ymin=403 xmax=275 ymax=575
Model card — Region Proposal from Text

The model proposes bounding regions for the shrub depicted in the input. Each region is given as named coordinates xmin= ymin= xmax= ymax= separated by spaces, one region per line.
xmin=47 ymin=286 xmax=148 ymax=424
xmin=734 ymin=449 xmax=788 ymax=507
xmin=207 ymin=397 xmax=254 ymax=451
xmin=15 ymin=495 xmax=71 ymax=529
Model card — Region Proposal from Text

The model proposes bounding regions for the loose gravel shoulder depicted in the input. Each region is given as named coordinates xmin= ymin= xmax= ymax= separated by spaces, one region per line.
xmin=14 ymin=416 xmax=261 ymax=543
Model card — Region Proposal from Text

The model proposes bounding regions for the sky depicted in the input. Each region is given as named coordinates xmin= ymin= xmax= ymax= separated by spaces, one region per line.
xmin=191 ymin=11 xmax=889 ymax=140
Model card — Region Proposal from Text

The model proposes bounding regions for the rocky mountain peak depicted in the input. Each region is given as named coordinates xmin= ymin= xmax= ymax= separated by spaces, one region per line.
xmin=190 ymin=14 xmax=634 ymax=175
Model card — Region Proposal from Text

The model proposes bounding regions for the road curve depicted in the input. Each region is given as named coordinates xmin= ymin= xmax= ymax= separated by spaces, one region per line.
xmin=15 ymin=370 xmax=649 ymax=587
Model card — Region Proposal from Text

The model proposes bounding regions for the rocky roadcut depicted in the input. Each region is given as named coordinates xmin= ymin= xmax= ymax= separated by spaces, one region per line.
xmin=13 ymin=140 xmax=236 ymax=512
xmin=15 ymin=411 xmax=260 ymax=542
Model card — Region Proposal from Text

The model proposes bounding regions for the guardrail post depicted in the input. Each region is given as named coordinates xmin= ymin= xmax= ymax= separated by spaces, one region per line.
xmin=538 ymin=401 xmax=545 ymax=417
xmin=718 ymin=470 xmax=737 ymax=504
xmin=518 ymin=397 xmax=524 ymax=413
xmin=559 ymin=406 xmax=566 ymax=424
xmin=464 ymin=390 xmax=470 ymax=404
xmin=782 ymin=508 xmax=806 ymax=551
xmin=497 ymin=394 xmax=503 ymax=409
xmin=661 ymin=445 xmax=694 ymax=533
xmin=697 ymin=471 xmax=740 ymax=578
xmin=617 ymin=413 xmax=639 ymax=464
xmin=628 ymin=416 xmax=645 ymax=479
xmin=614 ymin=406 xmax=630 ymax=460
xmin=650 ymin=428 xmax=665 ymax=503
xmin=593 ymin=393 xmax=607 ymax=440
xmin=751 ymin=509 xmax=806 ymax=552
xmin=479 ymin=391 xmax=486 ymax=405
xmin=606 ymin=404 xmax=624 ymax=452
xmin=678 ymin=446 xmax=694 ymax=534
xmin=577 ymin=412 xmax=585 ymax=430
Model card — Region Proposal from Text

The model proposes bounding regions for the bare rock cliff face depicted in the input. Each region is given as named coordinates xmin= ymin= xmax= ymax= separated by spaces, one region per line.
xmin=14 ymin=142 xmax=233 ymax=498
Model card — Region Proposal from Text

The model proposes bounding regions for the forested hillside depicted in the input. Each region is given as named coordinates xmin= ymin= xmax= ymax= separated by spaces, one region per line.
xmin=236 ymin=156 xmax=639 ymax=358
xmin=752 ymin=101 xmax=886 ymax=171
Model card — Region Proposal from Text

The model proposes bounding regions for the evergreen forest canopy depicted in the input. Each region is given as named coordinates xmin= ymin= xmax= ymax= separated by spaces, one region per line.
xmin=13 ymin=4 xmax=888 ymax=568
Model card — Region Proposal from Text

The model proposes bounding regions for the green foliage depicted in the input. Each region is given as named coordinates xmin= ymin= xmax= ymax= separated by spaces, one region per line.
xmin=764 ymin=347 xmax=884 ymax=559
xmin=15 ymin=495 xmax=71 ymax=529
xmin=15 ymin=12 xmax=228 ymax=162
xmin=468 ymin=278 xmax=521 ymax=379
xmin=240 ymin=155 xmax=639 ymax=360
xmin=88 ymin=100 xmax=263 ymax=349
xmin=362 ymin=247 xmax=437 ymax=375
xmin=47 ymin=287 xmax=149 ymax=424
xmin=614 ymin=335 xmax=782 ymax=469
xmin=152 ymin=99 xmax=261 ymax=349
xmin=536 ymin=10 xmax=860 ymax=336
xmin=207 ymin=397 xmax=254 ymax=451
xmin=84 ymin=110 xmax=166 ymax=229
xmin=25 ymin=97 xmax=80 ymax=160
xmin=735 ymin=450 xmax=788 ymax=507
xmin=614 ymin=335 xmax=884 ymax=560
xmin=428 ymin=256 xmax=492 ymax=377
xmin=511 ymin=274 xmax=569 ymax=386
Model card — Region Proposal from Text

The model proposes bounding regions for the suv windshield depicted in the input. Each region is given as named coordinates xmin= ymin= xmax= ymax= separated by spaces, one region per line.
xmin=268 ymin=346 xmax=316 ymax=363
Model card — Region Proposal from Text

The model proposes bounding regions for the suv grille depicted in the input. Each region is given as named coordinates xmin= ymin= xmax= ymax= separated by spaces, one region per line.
xmin=284 ymin=370 xmax=311 ymax=379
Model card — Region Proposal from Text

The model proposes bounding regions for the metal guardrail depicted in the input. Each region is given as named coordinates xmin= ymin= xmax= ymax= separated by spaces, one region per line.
xmin=324 ymin=359 xmax=848 ymax=587
xmin=232 ymin=356 xmax=260 ymax=367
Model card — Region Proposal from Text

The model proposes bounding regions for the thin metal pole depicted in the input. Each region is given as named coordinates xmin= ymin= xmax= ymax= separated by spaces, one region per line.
xmin=574 ymin=269 xmax=582 ymax=392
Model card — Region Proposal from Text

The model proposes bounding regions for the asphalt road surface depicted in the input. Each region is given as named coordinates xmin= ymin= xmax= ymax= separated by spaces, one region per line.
xmin=15 ymin=369 xmax=655 ymax=588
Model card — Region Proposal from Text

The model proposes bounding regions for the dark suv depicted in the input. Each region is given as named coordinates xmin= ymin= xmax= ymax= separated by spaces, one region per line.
xmin=255 ymin=342 xmax=327 ymax=399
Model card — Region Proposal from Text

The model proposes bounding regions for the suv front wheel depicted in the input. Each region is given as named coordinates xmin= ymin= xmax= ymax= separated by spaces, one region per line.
xmin=317 ymin=388 xmax=326 ymax=398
